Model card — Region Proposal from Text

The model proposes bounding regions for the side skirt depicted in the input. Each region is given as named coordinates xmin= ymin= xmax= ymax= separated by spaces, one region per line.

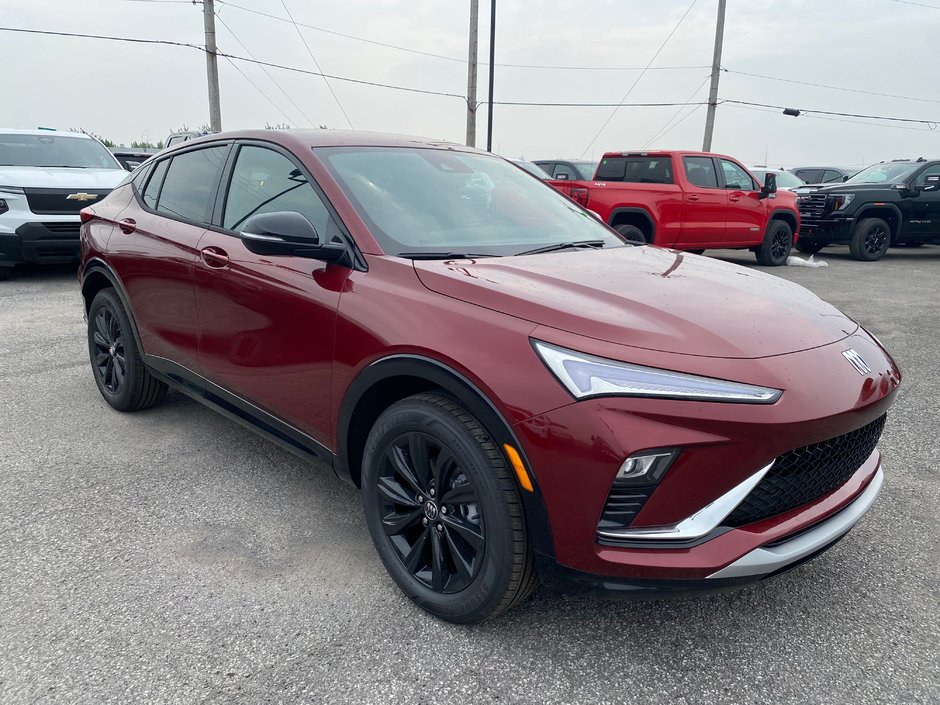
xmin=143 ymin=354 xmax=337 ymax=470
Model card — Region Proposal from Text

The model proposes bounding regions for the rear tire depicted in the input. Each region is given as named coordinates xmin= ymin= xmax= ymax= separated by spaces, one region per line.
xmin=755 ymin=219 xmax=793 ymax=266
xmin=87 ymin=288 xmax=168 ymax=412
xmin=361 ymin=393 xmax=536 ymax=623
xmin=849 ymin=218 xmax=891 ymax=261
xmin=795 ymin=240 xmax=825 ymax=255
xmin=614 ymin=224 xmax=648 ymax=245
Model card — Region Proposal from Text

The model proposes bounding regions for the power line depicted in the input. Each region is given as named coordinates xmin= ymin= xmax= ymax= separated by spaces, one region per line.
xmin=579 ymin=0 xmax=699 ymax=158
xmin=724 ymin=102 xmax=937 ymax=133
xmin=641 ymin=74 xmax=711 ymax=148
xmin=721 ymin=99 xmax=940 ymax=127
xmin=221 ymin=55 xmax=296 ymax=126
xmin=214 ymin=10 xmax=315 ymax=126
xmin=655 ymin=102 xmax=706 ymax=144
xmin=888 ymin=0 xmax=940 ymax=9
xmin=492 ymin=100 xmax=708 ymax=108
xmin=214 ymin=0 xmax=707 ymax=72
xmin=0 ymin=25 xmax=204 ymax=50
xmin=724 ymin=68 xmax=940 ymax=105
xmin=279 ymin=0 xmax=353 ymax=129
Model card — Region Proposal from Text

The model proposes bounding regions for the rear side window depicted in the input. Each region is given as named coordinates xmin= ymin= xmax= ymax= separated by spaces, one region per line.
xmin=142 ymin=159 xmax=169 ymax=209
xmin=683 ymin=157 xmax=719 ymax=188
xmin=822 ymin=170 xmax=844 ymax=183
xmin=552 ymin=164 xmax=576 ymax=180
xmin=223 ymin=145 xmax=332 ymax=235
xmin=795 ymin=169 xmax=823 ymax=183
xmin=596 ymin=157 xmax=673 ymax=184
xmin=156 ymin=146 xmax=228 ymax=223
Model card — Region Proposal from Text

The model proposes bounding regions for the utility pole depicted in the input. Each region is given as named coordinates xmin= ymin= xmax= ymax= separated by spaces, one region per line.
xmin=702 ymin=0 xmax=726 ymax=152
xmin=486 ymin=0 xmax=496 ymax=152
xmin=203 ymin=0 xmax=222 ymax=132
xmin=465 ymin=0 xmax=479 ymax=147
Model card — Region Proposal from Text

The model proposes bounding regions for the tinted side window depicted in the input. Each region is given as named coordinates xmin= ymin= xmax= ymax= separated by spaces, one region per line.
xmin=157 ymin=146 xmax=228 ymax=223
xmin=795 ymin=169 xmax=823 ymax=183
xmin=914 ymin=164 xmax=940 ymax=190
xmin=683 ymin=157 xmax=719 ymax=188
xmin=822 ymin=170 xmax=844 ymax=183
xmin=596 ymin=157 xmax=673 ymax=184
xmin=142 ymin=159 xmax=169 ymax=209
xmin=553 ymin=164 xmax=576 ymax=180
xmin=223 ymin=145 xmax=332 ymax=235
xmin=719 ymin=160 xmax=756 ymax=190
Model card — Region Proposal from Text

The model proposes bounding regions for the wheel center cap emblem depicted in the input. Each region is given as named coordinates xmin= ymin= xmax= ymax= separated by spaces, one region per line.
xmin=424 ymin=500 xmax=439 ymax=520
xmin=108 ymin=343 xmax=117 ymax=356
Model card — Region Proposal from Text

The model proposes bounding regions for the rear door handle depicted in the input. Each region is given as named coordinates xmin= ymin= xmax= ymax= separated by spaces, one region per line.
xmin=201 ymin=246 xmax=230 ymax=269
xmin=118 ymin=218 xmax=136 ymax=234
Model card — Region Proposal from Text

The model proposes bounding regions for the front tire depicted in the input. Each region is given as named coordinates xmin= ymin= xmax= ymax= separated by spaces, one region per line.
xmin=849 ymin=218 xmax=891 ymax=261
xmin=361 ymin=393 xmax=536 ymax=623
xmin=0 ymin=266 xmax=11 ymax=281
xmin=755 ymin=219 xmax=793 ymax=266
xmin=87 ymin=288 xmax=167 ymax=412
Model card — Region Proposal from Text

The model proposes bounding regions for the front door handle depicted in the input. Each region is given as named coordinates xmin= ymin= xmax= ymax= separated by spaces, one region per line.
xmin=118 ymin=218 xmax=136 ymax=234
xmin=201 ymin=246 xmax=230 ymax=269
xmin=729 ymin=196 xmax=741 ymax=202
xmin=687 ymin=194 xmax=700 ymax=201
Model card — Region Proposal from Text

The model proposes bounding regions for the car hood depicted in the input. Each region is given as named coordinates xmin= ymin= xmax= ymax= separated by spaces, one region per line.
xmin=414 ymin=247 xmax=858 ymax=359
xmin=809 ymin=182 xmax=895 ymax=194
xmin=0 ymin=166 xmax=126 ymax=189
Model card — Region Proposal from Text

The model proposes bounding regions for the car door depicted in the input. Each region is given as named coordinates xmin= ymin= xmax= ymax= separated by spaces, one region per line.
xmin=794 ymin=169 xmax=823 ymax=184
xmin=679 ymin=156 xmax=726 ymax=246
xmin=107 ymin=144 xmax=229 ymax=370
xmin=905 ymin=163 xmax=940 ymax=240
xmin=719 ymin=158 xmax=766 ymax=244
xmin=193 ymin=141 xmax=352 ymax=445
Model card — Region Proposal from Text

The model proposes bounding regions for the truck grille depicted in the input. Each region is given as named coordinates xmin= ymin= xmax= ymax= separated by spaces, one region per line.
xmin=24 ymin=188 xmax=111 ymax=215
xmin=725 ymin=414 xmax=887 ymax=527
xmin=39 ymin=222 xmax=81 ymax=238
xmin=797 ymin=193 xmax=828 ymax=232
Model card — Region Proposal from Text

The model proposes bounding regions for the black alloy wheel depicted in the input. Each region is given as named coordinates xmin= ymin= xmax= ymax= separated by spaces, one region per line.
xmin=755 ymin=220 xmax=793 ymax=266
xmin=87 ymin=288 xmax=168 ymax=412
xmin=850 ymin=217 xmax=891 ymax=261
xmin=376 ymin=431 xmax=485 ymax=593
xmin=361 ymin=393 xmax=536 ymax=623
xmin=92 ymin=306 xmax=127 ymax=394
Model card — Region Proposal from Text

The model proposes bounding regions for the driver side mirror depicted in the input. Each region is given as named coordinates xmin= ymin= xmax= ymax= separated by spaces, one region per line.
xmin=240 ymin=211 xmax=348 ymax=264
xmin=759 ymin=172 xmax=777 ymax=198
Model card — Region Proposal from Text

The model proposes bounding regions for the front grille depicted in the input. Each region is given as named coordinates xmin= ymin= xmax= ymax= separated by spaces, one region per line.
xmin=24 ymin=188 xmax=110 ymax=215
xmin=726 ymin=414 xmax=887 ymax=527
xmin=797 ymin=192 xmax=828 ymax=231
xmin=597 ymin=484 xmax=655 ymax=531
xmin=39 ymin=222 xmax=81 ymax=238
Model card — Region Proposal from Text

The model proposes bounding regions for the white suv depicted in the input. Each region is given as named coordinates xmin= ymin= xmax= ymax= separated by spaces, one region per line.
xmin=0 ymin=129 xmax=127 ymax=279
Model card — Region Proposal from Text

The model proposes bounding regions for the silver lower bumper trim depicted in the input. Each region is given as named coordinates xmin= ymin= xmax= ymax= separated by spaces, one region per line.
xmin=707 ymin=467 xmax=884 ymax=580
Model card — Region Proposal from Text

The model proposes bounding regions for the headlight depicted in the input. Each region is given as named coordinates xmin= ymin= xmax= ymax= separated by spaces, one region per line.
xmin=532 ymin=341 xmax=782 ymax=404
xmin=830 ymin=194 xmax=854 ymax=210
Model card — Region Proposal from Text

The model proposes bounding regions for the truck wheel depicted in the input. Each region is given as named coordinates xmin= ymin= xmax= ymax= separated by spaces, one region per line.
xmin=0 ymin=266 xmax=11 ymax=281
xmin=795 ymin=240 xmax=824 ymax=255
xmin=755 ymin=220 xmax=792 ymax=266
xmin=614 ymin=224 xmax=648 ymax=245
xmin=849 ymin=218 xmax=891 ymax=261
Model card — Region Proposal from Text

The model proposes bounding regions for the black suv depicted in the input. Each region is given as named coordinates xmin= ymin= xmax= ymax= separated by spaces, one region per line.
xmin=796 ymin=158 xmax=940 ymax=260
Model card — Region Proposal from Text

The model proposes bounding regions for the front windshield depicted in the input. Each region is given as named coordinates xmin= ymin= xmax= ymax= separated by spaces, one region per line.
xmin=844 ymin=162 xmax=917 ymax=185
xmin=574 ymin=161 xmax=598 ymax=179
xmin=0 ymin=133 xmax=121 ymax=169
xmin=318 ymin=147 xmax=624 ymax=257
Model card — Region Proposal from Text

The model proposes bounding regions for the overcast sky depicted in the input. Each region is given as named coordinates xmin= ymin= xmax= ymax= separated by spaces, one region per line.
xmin=2 ymin=0 xmax=940 ymax=167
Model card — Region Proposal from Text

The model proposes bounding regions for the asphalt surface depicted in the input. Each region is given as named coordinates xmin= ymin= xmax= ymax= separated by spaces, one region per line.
xmin=1 ymin=246 xmax=938 ymax=705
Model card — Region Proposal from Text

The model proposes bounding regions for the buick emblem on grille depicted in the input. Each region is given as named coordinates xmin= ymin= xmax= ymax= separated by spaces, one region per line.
xmin=842 ymin=349 xmax=872 ymax=375
xmin=66 ymin=192 xmax=98 ymax=202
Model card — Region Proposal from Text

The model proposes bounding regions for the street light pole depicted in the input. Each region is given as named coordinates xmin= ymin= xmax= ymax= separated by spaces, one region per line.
xmin=486 ymin=0 xmax=496 ymax=152
xmin=203 ymin=0 xmax=222 ymax=131
xmin=466 ymin=0 xmax=479 ymax=147
xmin=702 ymin=0 xmax=726 ymax=152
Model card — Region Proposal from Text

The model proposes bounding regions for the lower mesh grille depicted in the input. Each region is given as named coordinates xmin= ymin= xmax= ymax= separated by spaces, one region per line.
xmin=726 ymin=414 xmax=887 ymax=527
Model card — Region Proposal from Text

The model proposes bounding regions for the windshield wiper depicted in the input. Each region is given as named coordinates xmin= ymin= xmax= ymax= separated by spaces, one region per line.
xmin=397 ymin=251 xmax=500 ymax=260
xmin=515 ymin=240 xmax=606 ymax=256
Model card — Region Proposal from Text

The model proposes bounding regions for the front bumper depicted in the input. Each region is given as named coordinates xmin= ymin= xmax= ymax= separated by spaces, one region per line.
xmin=797 ymin=213 xmax=854 ymax=242
xmin=0 ymin=220 xmax=82 ymax=267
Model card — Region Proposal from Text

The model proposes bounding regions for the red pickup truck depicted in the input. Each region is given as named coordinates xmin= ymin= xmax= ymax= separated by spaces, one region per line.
xmin=550 ymin=151 xmax=800 ymax=266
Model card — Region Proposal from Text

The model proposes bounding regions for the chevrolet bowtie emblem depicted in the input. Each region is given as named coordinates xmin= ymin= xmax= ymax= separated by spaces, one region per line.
xmin=66 ymin=192 xmax=98 ymax=201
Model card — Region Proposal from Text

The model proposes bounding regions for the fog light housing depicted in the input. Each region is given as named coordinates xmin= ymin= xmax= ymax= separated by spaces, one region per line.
xmin=616 ymin=448 xmax=679 ymax=485
xmin=0 ymin=199 xmax=8 ymax=215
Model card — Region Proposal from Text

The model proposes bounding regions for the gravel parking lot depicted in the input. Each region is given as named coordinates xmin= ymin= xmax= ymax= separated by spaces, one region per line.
xmin=1 ymin=246 xmax=938 ymax=705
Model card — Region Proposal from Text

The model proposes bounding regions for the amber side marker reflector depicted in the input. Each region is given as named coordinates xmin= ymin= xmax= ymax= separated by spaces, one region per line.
xmin=503 ymin=444 xmax=534 ymax=492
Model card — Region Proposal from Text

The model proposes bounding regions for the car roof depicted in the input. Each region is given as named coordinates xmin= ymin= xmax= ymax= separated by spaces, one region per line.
xmin=182 ymin=128 xmax=480 ymax=152
xmin=0 ymin=128 xmax=94 ymax=139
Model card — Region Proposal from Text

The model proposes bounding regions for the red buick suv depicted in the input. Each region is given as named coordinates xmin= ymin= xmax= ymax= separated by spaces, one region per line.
xmin=78 ymin=130 xmax=900 ymax=623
